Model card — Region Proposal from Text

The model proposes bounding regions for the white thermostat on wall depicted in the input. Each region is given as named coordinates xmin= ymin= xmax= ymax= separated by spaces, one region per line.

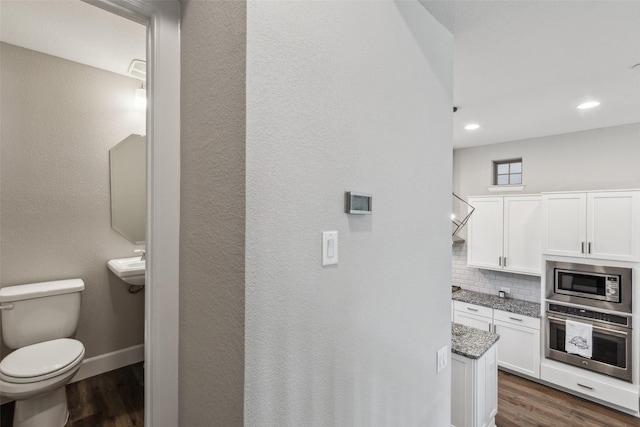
xmin=345 ymin=191 xmax=372 ymax=214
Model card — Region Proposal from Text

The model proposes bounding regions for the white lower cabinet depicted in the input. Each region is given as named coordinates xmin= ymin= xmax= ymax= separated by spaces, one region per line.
xmin=453 ymin=302 xmax=541 ymax=379
xmin=451 ymin=343 xmax=498 ymax=427
xmin=493 ymin=309 xmax=540 ymax=379
xmin=541 ymin=361 xmax=639 ymax=412
xmin=453 ymin=302 xmax=493 ymax=332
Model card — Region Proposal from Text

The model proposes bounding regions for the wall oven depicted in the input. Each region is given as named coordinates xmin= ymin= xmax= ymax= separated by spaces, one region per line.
xmin=546 ymin=261 xmax=632 ymax=313
xmin=546 ymin=303 xmax=632 ymax=382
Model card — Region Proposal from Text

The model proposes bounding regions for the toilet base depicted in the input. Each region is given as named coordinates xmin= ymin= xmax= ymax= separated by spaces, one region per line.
xmin=13 ymin=387 xmax=69 ymax=427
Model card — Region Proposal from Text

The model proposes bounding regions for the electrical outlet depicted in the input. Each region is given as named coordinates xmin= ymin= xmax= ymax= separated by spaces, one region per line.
xmin=500 ymin=287 xmax=511 ymax=294
xmin=437 ymin=346 xmax=448 ymax=373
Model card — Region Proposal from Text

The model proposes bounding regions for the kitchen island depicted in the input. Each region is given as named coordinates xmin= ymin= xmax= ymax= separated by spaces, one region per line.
xmin=451 ymin=323 xmax=499 ymax=427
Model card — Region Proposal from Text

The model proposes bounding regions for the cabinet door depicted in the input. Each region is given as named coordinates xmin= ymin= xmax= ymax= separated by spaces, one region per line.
xmin=482 ymin=344 xmax=498 ymax=426
xmin=451 ymin=354 xmax=472 ymax=427
xmin=542 ymin=193 xmax=587 ymax=257
xmin=503 ymin=196 xmax=542 ymax=275
xmin=587 ymin=191 xmax=640 ymax=262
xmin=451 ymin=346 xmax=498 ymax=427
xmin=454 ymin=311 xmax=493 ymax=332
xmin=467 ymin=197 xmax=504 ymax=270
xmin=493 ymin=319 xmax=540 ymax=378
xmin=541 ymin=362 xmax=639 ymax=412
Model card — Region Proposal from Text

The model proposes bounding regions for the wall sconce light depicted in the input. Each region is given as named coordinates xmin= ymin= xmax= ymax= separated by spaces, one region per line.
xmin=134 ymin=84 xmax=146 ymax=110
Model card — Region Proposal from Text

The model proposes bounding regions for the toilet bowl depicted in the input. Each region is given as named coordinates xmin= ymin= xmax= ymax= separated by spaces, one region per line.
xmin=0 ymin=338 xmax=85 ymax=427
xmin=0 ymin=280 xmax=85 ymax=427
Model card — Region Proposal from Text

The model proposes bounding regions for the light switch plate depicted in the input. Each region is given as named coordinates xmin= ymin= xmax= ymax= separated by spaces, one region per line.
xmin=322 ymin=231 xmax=338 ymax=266
xmin=437 ymin=345 xmax=448 ymax=373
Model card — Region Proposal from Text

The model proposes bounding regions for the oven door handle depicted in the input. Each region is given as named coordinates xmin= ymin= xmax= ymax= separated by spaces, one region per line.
xmin=547 ymin=316 xmax=628 ymax=336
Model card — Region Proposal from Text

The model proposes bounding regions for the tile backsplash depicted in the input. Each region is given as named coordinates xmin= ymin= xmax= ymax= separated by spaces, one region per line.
xmin=452 ymin=242 xmax=541 ymax=303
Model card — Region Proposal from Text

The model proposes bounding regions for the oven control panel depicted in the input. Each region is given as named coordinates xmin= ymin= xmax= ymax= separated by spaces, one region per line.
xmin=605 ymin=276 xmax=619 ymax=298
xmin=548 ymin=303 xmax=629 ymax=327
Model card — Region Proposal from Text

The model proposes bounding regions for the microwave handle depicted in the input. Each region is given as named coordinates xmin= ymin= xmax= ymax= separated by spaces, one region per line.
xmin=547 ymin=316 xmax=628 ymax=336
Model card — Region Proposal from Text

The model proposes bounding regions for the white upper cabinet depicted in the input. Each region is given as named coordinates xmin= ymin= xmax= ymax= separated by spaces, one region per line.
xmin=543 ymin=191 xmax=640 ymax=262
xmin=467 ymin=195 xmax=542 ymax=275
xmin=588 ymin=192 xmax=640 ymax=261
xmin=503 ymin=196 xmax=543 ymax=274
xmin=541 ymin=193 xmax=587 ymax=257
xmin=466 ymin=197 xmax=504 ymax=271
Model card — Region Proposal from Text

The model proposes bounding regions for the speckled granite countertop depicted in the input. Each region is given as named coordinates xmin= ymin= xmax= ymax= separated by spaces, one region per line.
xmin=451 ymin=323 xmax=499 ymax=359
xmin=452 ymin=289 xmax=541 ymax=318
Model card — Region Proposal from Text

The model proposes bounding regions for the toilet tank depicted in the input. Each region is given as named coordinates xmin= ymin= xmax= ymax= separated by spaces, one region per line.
xmin=0 ymin=279 xmax=84 ymax=349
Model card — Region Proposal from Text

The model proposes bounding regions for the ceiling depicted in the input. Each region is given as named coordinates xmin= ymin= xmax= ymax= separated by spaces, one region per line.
xmin=2 ymin=1 xmax=639 ymax=149
xmin=0 ymin=1 xmax=145 ymax=78
xmin=421 ymin=0 xmax=640 ymax=148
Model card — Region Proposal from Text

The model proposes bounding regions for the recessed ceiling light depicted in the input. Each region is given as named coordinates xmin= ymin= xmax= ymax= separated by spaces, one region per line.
xmin=464 ymin=123 xmax=480 ymax=130
xmin=577 ymin=101 xmax=601 ymax=110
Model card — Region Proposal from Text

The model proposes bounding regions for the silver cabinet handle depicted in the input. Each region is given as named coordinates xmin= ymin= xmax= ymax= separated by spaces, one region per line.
xmin=588 ymin=242 xmax=592 ymax=254
xmin=577 ymin=383 xmax=593 ymax=391
xmin=509 ymin=317 xmax=523 ymax=322
xmin=581 ymin=242 xmax=585 ymax=253
xmin=467 ymin=307 xmax=479 ymax=312
xmin=503 ymin=257 xmax=507 ymax=267
xmin=498 ymin=256 xmax=502 ymax=266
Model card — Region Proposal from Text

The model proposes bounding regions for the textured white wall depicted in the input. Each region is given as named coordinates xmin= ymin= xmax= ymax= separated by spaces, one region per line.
xmin=0 ymin=43 xmax=146 ymax=358
xmin=246 ymin=2 xmax=453 ymax=425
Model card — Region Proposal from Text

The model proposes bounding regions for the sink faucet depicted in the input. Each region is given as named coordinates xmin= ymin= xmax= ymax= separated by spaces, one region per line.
xmin=134 ymin=249 xmax=146 ymax=261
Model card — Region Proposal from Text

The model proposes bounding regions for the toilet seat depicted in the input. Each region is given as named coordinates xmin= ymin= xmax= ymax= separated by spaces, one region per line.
xmin=0 ymin=338 xmax=84 ymax=384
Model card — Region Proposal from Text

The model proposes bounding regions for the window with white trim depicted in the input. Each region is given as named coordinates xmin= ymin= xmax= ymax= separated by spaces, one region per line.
xmin=494 ymin=159 xmax=522 ymax=185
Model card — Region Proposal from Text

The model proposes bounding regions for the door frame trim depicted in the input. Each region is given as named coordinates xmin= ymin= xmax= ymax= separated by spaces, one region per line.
xmin=84 ymin=1 xmax=180 ymax=425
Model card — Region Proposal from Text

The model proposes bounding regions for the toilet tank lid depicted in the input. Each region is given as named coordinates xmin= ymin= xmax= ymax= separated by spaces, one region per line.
xmin=0 ymin=279 xmax=84 ymax=303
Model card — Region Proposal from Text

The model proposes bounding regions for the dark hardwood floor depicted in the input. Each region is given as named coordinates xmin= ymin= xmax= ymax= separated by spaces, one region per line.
xmin=2 ymin=363 xmax=639 ymax=426
xmin=496 ymin=370 xmax=640 ymax=427
xmin=1 ymin=362 xmax=143 ymax=427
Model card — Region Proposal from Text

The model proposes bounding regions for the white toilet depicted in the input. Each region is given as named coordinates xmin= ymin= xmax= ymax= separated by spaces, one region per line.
xmin=0 ymin=279 xmax=85 ymax=427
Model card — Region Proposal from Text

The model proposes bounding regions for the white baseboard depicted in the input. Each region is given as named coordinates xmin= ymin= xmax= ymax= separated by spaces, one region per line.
xmin=71 ymin=344 xmax=145 ymax=383
xmin=1 ymin=344 xmax=144 ymax=405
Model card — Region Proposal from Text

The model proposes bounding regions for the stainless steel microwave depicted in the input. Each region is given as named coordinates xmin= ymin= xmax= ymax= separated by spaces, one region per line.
xmin=546 ymin=261 xmax=632 ymax=313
